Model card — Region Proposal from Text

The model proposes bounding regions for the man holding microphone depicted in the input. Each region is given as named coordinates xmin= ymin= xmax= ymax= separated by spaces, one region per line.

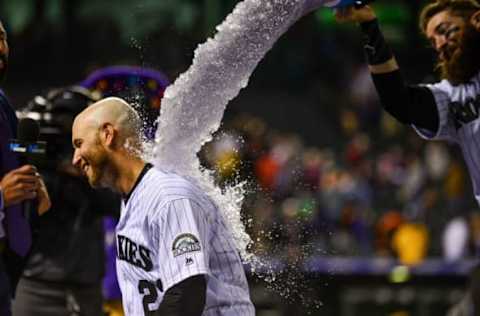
xmin=0 ymin=19 xmax=50 ymax=315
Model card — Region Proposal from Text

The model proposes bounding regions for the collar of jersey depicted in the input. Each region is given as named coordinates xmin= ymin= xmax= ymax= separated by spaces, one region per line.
xmin=123 ymin=163 xmax=153 ymax=203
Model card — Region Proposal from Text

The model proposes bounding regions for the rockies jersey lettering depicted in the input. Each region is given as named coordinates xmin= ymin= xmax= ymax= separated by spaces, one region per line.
xmin=116 ymin=165 xmax=255 ymax=316
xmin=117 ymin=234 xmax=153 ymax=272
xmin=450 ymin=97 xmax=480 ymax=128
xmin=413 ymin=71 xmax=480 ymax=204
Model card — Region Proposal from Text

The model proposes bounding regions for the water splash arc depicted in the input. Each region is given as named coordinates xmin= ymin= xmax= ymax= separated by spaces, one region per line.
xmin=153 ymin=0 xmax=327 ymax=259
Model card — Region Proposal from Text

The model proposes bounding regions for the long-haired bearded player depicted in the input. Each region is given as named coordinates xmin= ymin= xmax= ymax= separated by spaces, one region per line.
xmin=335 ymin=0 xmax=480 ymax=312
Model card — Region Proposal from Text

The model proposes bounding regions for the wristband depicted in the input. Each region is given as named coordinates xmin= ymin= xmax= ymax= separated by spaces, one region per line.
xmin=360 ymin=19 xmax=394 ymax=65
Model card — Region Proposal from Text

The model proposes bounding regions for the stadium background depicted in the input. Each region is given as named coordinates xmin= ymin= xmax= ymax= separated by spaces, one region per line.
xmin=0 ymin=0 xmax=477 ymax=315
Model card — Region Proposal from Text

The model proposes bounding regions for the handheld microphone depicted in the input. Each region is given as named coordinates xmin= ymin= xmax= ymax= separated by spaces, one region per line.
xmin=10 ymin=118 xmax=47 ymax=157
xmin=9 ymin=118 xmax=47 ymax=218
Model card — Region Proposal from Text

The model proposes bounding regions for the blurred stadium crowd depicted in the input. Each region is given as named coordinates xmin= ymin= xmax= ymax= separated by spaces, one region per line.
xmin=201 ymin=66 xmax=479 ymax=267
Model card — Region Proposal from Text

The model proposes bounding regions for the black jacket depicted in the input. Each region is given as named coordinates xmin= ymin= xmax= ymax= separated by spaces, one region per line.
xmin=23 ymin=168 xmax=120 ymax=284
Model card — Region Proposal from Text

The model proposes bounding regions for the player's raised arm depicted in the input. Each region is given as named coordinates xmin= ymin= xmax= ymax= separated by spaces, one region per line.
xmin=335 ymin=5 xmax=440 ymax=134
xmin=336 ymin=5 xmax=399 ymax=74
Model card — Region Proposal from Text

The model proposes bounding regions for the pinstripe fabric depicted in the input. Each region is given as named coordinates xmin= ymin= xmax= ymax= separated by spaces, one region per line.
xmin=116 ymin=167 xmax=254 ymax=316
xmin=412 ymin=72 xmax=480 ymax=204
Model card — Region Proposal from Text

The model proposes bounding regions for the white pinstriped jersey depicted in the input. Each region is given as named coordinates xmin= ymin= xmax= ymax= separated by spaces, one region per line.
xmin=116 ymin=165 xmax=255 ymax=316
xmin=413 ymin=71 xmax=480 ymax=204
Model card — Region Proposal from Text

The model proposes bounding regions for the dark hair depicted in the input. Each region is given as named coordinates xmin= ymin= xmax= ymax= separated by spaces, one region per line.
xmin=419 ymin=0 xmax=480 ymax=33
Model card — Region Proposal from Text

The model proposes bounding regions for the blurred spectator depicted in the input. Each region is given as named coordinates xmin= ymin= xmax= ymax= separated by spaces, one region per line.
xmin=376 ymin=210 xmax=404 ymax=257
xmin=392 ymin=222 xmax=429 ymax=266
xmin=443 ymin=217 xmax=469 ymax=262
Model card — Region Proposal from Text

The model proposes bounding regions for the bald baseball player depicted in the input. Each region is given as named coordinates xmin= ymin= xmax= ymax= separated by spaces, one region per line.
xmin=71 ymin=97 xmax=254 ymax=316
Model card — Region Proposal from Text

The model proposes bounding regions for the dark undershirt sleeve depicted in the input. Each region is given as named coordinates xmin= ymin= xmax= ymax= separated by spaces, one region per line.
xmin=371 ymin=70 xmax=440 ymax=133
xmin=156 ymin=274 xmax=207 ymax=316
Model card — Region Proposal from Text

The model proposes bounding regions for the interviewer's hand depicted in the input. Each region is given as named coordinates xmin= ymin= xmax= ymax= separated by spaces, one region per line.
xmin=335 ymin=5 xmax=376 ymax=24
xmin=0 ymin=165 xmax=39 ymax=208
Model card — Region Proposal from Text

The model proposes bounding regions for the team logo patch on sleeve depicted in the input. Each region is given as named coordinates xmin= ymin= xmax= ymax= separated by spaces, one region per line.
xmin=172 ymin=233 xmax=201 ymax=257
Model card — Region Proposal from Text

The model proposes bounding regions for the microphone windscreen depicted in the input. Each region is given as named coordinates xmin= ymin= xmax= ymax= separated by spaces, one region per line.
xmin=17 ymin=118 xmax=40 ymax=142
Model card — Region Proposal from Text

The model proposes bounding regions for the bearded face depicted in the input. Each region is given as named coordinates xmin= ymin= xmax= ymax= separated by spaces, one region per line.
xmin=72 ymin=131 xmax=115 ymax=189
xmin=426 ymin=10 xmax=480 ymax=85
xmin=436 ymin=22 xmax=480 ymax=85
xmin=84 ymin=143 xmax=110 ymax=188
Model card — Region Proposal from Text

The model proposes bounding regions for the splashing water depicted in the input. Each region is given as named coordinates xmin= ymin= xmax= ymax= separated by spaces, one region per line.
xmin=151 ymin=0 xmax=329 ymax=298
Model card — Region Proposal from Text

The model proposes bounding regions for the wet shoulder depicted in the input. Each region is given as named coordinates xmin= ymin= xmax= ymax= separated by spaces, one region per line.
xmin=139 ymin=167 xmax=211 ymax=208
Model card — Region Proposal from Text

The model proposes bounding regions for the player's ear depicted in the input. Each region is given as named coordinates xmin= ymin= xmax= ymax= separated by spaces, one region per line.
xmin=100 ymin=122 xmax=116 ymax=147
xmin=471 ymin=10 xmax=480 ymax=31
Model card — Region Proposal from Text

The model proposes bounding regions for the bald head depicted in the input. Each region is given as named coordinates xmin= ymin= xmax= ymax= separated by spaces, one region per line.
xmin=72 ymin=97 xmax=142 ymax=156
xmin=73 ymin=97 xmax=142 ymax=150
